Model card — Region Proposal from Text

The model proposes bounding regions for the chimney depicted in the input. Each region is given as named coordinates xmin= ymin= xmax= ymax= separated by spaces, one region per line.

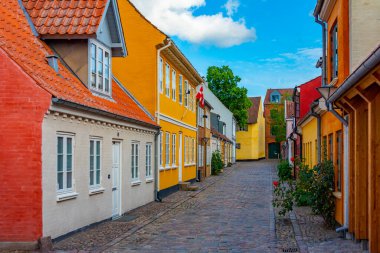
xmin=46 ymin=55 xmax=59 ymax=73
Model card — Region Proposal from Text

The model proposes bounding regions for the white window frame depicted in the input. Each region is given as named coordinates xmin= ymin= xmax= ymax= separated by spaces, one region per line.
xmin=179 ymin=75 xmax=183 ymax=104
xmin=89 ymin=39 xmax=111 ymax=96
xmin=206 ymin=110 xmax=210 ymax=129
xmin=172 ymin=69 xmax=176 ymax=101
xmin=89 ymin=138 xmax=102 ymax=189
xmin=165 ymin=132 xmax=170 ymax=167
xmin=146 ymin=143 xmax=152 ymax=178
xmin=57 ymin=134 xmax=74 ymax=194
xmin=131 ymin=142 xmax=139 ymax=181
xmin=184 ymin=80 xmax=189 ymax=107
xmin=159 ymin=57 xmax=163 ymax=93
xmin=184 ymin=136 xmax=188 ymax=165
xmin=172 ymin=134 xmax=176 ymax=166
xmin=198 ymin=145 xmax=203 ymax=167
xmin=192 ymin=138 xmax=195 ymax=164
xmin=165 ymin=63 xmax=170 ymax=97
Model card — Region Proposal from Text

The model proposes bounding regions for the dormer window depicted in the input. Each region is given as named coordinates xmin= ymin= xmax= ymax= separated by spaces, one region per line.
xmin=270 ymin=91 xmax=281 ymax=103
xmin=90 ymin=40 xmax=111 ymax=95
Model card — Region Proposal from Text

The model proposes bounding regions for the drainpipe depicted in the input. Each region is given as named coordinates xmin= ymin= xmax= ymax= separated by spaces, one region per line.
xmin=154 ymin=129 xmax=162 ymax=202
xmin=315 ymin=16 xmax=327 ymax=87
xmin=155 ymin=39 xmax=172 ymax=201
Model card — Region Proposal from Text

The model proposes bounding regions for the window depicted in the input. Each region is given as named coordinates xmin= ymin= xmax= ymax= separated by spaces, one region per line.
xmin=165 ymin=132 xmax=170 ymax=166
xmin=207 ymin=146 xmax=211 ymax=165
xmin=131 ymin=142 xmax=139 ymax=180
xmin=192 ymin=138 xmax=195 ymax=163
xmin=172 ymin=134 xmax=176 ymax=166
xmin=271 ymin=95 xmax=280 ymax=103
xmin=198 ymin=145 xmax=203 ymax=167
xmin=336 ymin=131 xmax=342 ymax=192
xmin=179 ymin=75 xmax=183 ymax=104
xmin=165 ymin=63 xmax=170 ymax=97
xmin=172 ymin=69 xmax=176 ymax=101
xmin=90 ymin=40 xmax=111 ymax=95
xmin=198 ymin=106 xmax=204 ymax=127
xmin=57 ymin=135 xmax=73 ymax=193
xmin=89 ymin=139 xmax=101 ymax=188
xmin=159 ymin=131 xmax=163 ymax=168
xmin=159 ymin=58 xmax=163 ymax=93
xmin=331 ymin=23 xmax=338 ymax=80
xmin=184 ymin=80 xmax=189 ymax=107
xmin=184 ymin=137 xmax=188 ymax=164
xmin=206 ymin=110 xmax=210 ymax=129
xmin=328 ymin=134 xmax=333 ymax=162
xmin=146 ymin=143 xmax=152 ymax=178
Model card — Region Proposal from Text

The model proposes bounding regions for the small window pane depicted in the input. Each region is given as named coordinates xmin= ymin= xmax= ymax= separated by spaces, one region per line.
xmin=98 ymin=48 xmax=103 ymax=62
xmin=58 ymin=137 xmax=63 ymax=153
xmin=90 ymin=140 xmax=94 ymax=155
xmin=57 ymin=155 xmax=63 ymax=172
xmin=58 ymin=172 xmax=63 ymax=190
xmin=66 ymin=172 xmax=72 ymax=188
xmin=90 ymin=171 xmax=94 ymax=185
xmin=67 ymin=155 xmax=72 ymax=171
xmin=96 ymin=170 xmax=100 ymax=184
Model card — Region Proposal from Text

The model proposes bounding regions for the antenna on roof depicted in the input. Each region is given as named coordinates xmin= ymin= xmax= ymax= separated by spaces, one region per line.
xmin=46 ymin=55 xmax=59 ymax=73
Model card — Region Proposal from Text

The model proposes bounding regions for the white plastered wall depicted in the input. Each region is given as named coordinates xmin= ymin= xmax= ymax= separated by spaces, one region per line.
xmin=42 ymin=106 xmax=155 ymax=239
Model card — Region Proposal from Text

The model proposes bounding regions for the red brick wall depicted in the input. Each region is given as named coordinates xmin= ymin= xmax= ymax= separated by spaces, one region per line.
xmin=0 ymin=49 xmax=51 ymax=242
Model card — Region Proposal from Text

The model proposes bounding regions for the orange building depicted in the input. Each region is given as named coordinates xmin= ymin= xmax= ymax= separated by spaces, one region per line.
xmin=113 ymin=0 xmax=203 ymax=198
xmin=315 ymin=0 xmax=380 ymax=251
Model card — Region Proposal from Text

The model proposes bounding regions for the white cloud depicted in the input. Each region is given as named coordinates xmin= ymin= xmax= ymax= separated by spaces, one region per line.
xmin=224 ymin=0 xmax=240 ymax=16
xmin=281 ymin=47 xmax=322 ymax=61
xmin=129 ymin=0 xmax=256 ymax=47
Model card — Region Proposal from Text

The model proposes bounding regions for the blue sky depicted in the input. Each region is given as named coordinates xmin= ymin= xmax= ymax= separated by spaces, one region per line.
xmin=131 ymin=0 xmax=322 ymax=99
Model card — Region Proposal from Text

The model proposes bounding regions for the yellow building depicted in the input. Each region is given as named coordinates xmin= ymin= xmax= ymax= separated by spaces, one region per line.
xmin=236 ymin=97 xmax=265 ymax=160
xmin=299 ymin=114 xmax=318 ymax=169
xmin=113 ymin=0 xmax=203 ymax=198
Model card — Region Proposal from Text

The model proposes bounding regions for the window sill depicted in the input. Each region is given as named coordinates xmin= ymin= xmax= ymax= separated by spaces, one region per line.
xmin=184 ymin=163 xmax=196 ymax=167
xmin=165 ymin=165 xmax=171 ymax=170
xmin=56 ymin=192 xmax=78 ymax=202
xmin=159 ymin=166 xmax=165 ymax=171
xmin=171 ymin=165 xmax=178 ymax=170
xmin=333 ymin=191 xmax=342 ymax=199
xmin=89 ymin=187 xmax=105 ymax=196
xmin=146 ymin=178 xmax=154 ymax=183
xmin=131 ymin=180 xmax=141 ymax=187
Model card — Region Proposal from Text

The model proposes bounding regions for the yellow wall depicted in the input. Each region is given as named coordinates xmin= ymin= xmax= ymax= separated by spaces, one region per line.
xmin=113 ymin=0 xmax=166 ymax=116
xmin=113 ymin=1 xmax=198 ymax=191
xmin=236 ymin=102 xmax=265 ymax=160
xmin=301 ymin=117 xmax=318 ymax=169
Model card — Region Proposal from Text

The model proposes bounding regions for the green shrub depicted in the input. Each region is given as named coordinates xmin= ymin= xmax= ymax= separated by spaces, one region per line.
xmin=310 ymin=160 xmax=336 ymax=228
xmin=277 ymin=160 xmax=292 ymax=181
xmin=294 ymin=163 xmax=314 ymax=206
xmin=211 ymin=151 xmax=223 ymax=175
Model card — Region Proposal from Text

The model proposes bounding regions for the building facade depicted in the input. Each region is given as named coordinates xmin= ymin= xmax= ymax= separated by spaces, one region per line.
xmin=0 ymin=0 xmax=160 ymax=247
xmin=236 ymin=97 xmax=265 ymax=160
xmin=315 ymin=0 xmax=380 ymax=251
xmin=264 ymin=89 xmax=293 ymax=159
xmin=113 ymin=0 xmax=203 ymax=198
xmin=197 ymin=100 xmax=213 ymax=180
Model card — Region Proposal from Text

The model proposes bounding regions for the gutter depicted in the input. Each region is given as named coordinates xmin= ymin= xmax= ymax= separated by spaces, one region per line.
xmin=51 ymin=98 xmax=160 ymax=130
xmin=328 ymin=45 xmax=380 ymax=103
xmin=155 ymin=38 xmax=172 ymax=200
xmin=314 ymin=10 xmax=327 ymax=86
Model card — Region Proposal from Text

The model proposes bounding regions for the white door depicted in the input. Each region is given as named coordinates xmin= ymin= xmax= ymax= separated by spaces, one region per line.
xmin=112 ymin=141 xmax=121 ymax=218
xmin=178 ymin=133 xmax=183 ymax=182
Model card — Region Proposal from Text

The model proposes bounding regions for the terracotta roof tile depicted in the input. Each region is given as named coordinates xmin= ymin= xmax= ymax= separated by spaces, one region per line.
xmin=22 ymin=0 xmax=106 ymax=36
xmin=0 ymin=1 xmax=157 ymax=128
xmin=248 ymin=97 xmax=261 ymax=124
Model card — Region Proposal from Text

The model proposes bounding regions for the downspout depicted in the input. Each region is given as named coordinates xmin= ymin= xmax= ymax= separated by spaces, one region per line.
xmin=154 ymin=130 xmax=161 ymax=202
xmin=315 ymin=16 xmax=327 ymax=87
xmin=155 ymin=39 xmax=172 ymax=201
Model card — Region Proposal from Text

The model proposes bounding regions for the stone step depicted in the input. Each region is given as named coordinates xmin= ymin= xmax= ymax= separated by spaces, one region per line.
xmin=179 ymin=182 xmax=190 ymax=191
xmin=187 ymin=185 xmax=199 ymax=191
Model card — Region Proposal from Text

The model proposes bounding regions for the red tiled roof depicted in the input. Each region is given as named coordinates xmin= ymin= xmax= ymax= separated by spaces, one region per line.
xmin=298 ymin=76 xmax=321 ymax=120
xmin=264 ymin=88 xmax=293 ymax=104
xmin=211 ymin=128 xmax=232 ymax=143
xmin=0 ymin=1 xmax=157 ymax=128
xmin=248 ymin=97 xmax=261 ymax=124
xmin=22 ymin=0 xmax=107 ymax=36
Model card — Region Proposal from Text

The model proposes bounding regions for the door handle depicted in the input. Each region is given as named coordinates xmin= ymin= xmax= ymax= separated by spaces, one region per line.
xmin=112 ymin=187 xmax=117 ymax=191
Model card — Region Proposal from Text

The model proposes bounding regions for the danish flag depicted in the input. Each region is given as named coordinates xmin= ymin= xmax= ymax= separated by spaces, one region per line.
xmin=196 ymin=85 xmax=205 ymax=108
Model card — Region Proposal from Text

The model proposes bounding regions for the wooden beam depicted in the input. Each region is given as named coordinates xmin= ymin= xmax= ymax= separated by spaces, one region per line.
xmin=368 ymin=93 xmax=380 ymax=252
xmin=372 ymin=70 xmax=380 ymax=83
xmin=354 ymin=102 xmax=369 ymax=240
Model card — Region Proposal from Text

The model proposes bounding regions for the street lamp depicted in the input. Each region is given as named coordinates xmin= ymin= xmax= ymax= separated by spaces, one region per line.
xmin=316 ymin=84 xmax=337 ymax=101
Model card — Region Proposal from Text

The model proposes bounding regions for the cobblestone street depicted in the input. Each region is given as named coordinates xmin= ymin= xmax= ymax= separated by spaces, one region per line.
xmin=49 ymin=160 xmax=367 ymax=253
